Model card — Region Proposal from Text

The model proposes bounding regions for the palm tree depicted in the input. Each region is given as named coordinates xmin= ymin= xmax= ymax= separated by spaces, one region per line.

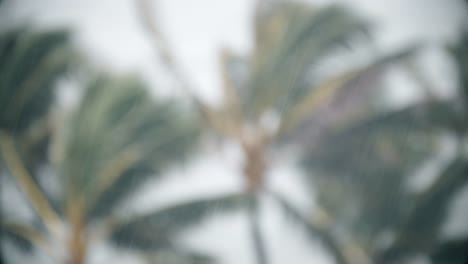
xmin=300 ymin=20 xmax=468 ymax=264
xmin=385 ymin=24 xmax=468 ymax=264
xmin=0 ymin=27 xmax=74 ymax=246
xmin=0 ymin=27 xmax=73 ymax=260
xmin=136 ymin=1 xmax=419 ymax=263
xmin=0 ymin=29 xmax=249 ymax=264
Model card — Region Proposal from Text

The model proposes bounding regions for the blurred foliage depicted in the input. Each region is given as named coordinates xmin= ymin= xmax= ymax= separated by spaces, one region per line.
xmin=0 ymin=28 xmax=224 ymax=264
xmin=180 ymin=1 xmax=433 ymax=264
xmin=2 ymin=0 xmax=468 ymax=264
xmin=0 ymin=28 xmax=73 ymax=253
xmin=146 ymin=250 xmax=216 ymax=264
xmin=431 ymin=237 xmax=468 ymax=264
xmin=246 ymin=4 xmax=368 ymax=118
xmin=300 ymin=20 xmax=468 ymax=264
xmin=138 ymin=0 xmax=462 ymax=263
xmin=0 ymin=28 xmax=70 ymax=134
xmin=112 ymin=194 xmax=252 ymax=250
xmin=423 ymin=25 xmax=468 ymax=264
xmin=0 ymin=28 xmax=73 ymax=169
xmin=57 ymin=76 xmax=199 ymax=220
xmin=190 ymin=1 xmax=386 ymax=263
xmin=208 ymin=1 xmax=434 ymax=263
xmin=450 ymin=27 xmax=468 ymax=112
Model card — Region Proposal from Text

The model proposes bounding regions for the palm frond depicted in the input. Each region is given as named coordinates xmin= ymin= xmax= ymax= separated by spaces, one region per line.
xmin=301 ymin=101 xmax=441 ymax=177
xmin=298 ymin=100 xmax=457 ymax=247
xmin=386 ymin=158 xmax=468 ymax=256
xmin=0 ymin=222 xmax=50 ymax=255
xmin=245 ymin=3 xmax=368 ymax=119
xmin=449 ymin=28 xmax=468 ymax=107
xmin=430 ymin=237 xmax=468 ymax=264
xmin=0 ymin=132 xmax=63 ymax=236
xmin=269 ymin=192 xmax=349 ymax=264
xmin=1 ymin=224 xmax=34 ymax=253
xmin=247 ymin=194 xmax=269 ymax=264
xmin=146 ymin=248 xmax=216 ymax=264
xmin=55 ymin=75 xmax=200 ymax=220
xmin=0 ymin=27 xmax=74 ymax=191
xmin=280 ymin=45 xmax=421 ymax=140
xmin=110 ymin=193 xmax=252 ymax=250
xmin=0 ymin=28 xmax=74 ymax=252
xmin=0 ymin=28 xmax=72 ymax=135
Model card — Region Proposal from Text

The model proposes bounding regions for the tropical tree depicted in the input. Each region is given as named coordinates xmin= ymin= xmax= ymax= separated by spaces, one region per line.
xmin=300 ymin=18 xmax=468 ymax=264
xmin=0 ymin=28 xmax=251 ymax=264
xmin=136 ymin=0 xmax=420 ymax=263
xmin=4 ymin=1 xmax=462 ymax=264
xmin=0 ymin=27 xmax=73 ymax=261
xmin=386 ymin=24 xmax=468 ymax=264
xmin=0 ymin=27 xmax=74 ymax=243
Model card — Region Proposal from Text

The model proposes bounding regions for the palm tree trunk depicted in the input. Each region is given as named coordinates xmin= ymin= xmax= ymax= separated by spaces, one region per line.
xmin=242 ymin=136 xmax=269 ymax=264
xmin=69 ymin=222 xmax=86 ymax=264
xmin=67 ymin=198 xmax=87 ymax=264
xmin=248 ymin=195 xmax=269 ymax=264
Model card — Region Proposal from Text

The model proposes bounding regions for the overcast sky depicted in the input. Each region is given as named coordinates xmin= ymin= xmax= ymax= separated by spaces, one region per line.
xmin=1 ymin=0 xmax=467 ymax=263
xmin=1 ymin=0 xmax=465 ymax=102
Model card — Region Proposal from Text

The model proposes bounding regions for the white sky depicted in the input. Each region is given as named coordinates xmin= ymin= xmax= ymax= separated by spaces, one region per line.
xmin=1 ymin=0 xmax=466 ymax=263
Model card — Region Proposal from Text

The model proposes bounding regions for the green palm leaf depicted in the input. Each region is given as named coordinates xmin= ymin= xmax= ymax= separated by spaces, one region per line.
xmin=385 ymin=158 xmax=468 ymax=257
xmin=0 ymin=225 xmax=34 ymax=252
xmin=0 ymin=28 xmax=74 ymax=237
xmin=147 ymin=248 xmax=216 ymax=264
xmin=450 ymin=29 xmax=468 ymax=107
xmin=245 ymin=3 xmax=368 ymax=119
xmin=299 ymin=100 xmax=455 ymax=252
xmin=0 ymin=28 xmax=72 ymax=135
xmin=269 ymin=192 xmax=349 ymax=264
xmin=110 ymin=193 xmax=252 ymax=250
xmin=147 ymin=248 xmax=218 ymax=264
xmin=430 ymin=237 xmax=468 ymax=264
xmin=0 ymin=222 xmax=49 ymax=254
xmin=55 ymin=75 xmax=200 ymax=220
xmin=301 ymin=101 xmax=443 ymax=177
xmin=280 ymin=45 xmax=421 ymax=141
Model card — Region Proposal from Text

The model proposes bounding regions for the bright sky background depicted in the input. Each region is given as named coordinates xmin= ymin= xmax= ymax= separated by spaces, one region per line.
xmin=1 ymin=0 xmax=466 ymax=263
